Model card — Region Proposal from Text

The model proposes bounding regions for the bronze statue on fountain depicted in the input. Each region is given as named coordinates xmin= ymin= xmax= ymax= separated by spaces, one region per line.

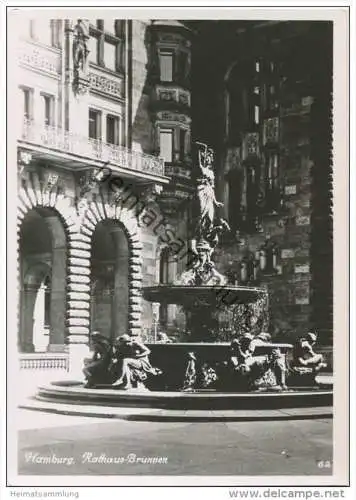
xmin=178 ymin=142 xmax=230 ymax=287
xmin=83 ymin=142 xmax=327 ymax=394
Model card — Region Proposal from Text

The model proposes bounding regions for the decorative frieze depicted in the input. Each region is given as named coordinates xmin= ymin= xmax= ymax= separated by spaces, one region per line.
xmin=156 ymin=87 xmax=190 ymax=107
xmin=242 ymin=133 xmax=260 ymax=159
xmin=284 ymin=185 xmax=297 ymax=195
xmin=295 ymin=215 xmax=310 ymax=226
xmin=295 ymin=296 xmax=309 ymax=305
xmin=18 ymin=42 xmax=60 ymax=77
xmin=263 ymin=117 xmax=279 ymax=145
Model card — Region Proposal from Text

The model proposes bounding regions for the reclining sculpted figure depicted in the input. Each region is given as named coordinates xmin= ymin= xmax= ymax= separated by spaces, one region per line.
xmin=111 ymin=334 xmax=162 ymax=390
xmin=228 ymin=332 xmax=288 ymax=390
xmin=83 ymin=332 xmax=114 ymax=388
xmin=290 ymin=332 xmax=327 ymax=385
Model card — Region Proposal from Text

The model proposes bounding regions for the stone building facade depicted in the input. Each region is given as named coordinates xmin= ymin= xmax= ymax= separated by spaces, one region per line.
xmin=14 ymin=16 xmax=333 ymax=373
xmin=189 ymin=20 xmax=333 ymax=347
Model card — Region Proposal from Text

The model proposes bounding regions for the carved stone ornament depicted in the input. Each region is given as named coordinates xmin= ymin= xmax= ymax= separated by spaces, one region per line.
xmin=45 ymin=172 xmax=60 ymax=190
xmin=90 ymin=73 xmax=122 ymax=99
xmin=263 ymin=117 xmax=279 ymax=145
xmin=18 ymin=150 xmax=32 ymax=166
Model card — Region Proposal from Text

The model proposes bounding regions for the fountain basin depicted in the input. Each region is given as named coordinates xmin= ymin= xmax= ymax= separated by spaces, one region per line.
xmin=31 ymin=380 xmax=333 ymax=414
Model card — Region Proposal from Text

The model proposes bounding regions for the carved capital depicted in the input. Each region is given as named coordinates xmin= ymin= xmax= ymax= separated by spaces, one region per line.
xmin=18 ymin=150 xmax=32 ymax=166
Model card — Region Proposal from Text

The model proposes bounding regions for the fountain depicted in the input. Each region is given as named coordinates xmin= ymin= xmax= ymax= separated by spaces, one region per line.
xmin=30 ymin=143 xmax=333 ymax=419
xmin=142 ymin=142 xmax=277 ymax=390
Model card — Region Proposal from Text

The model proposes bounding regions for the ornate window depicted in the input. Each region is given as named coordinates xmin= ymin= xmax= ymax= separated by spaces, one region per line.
xmin=179 ymin=128 xmax=187 ymax=161
xmin=226 ymin=56 xmax=281 ymax=232
xmin=159 ymin=128 xmax=173 ymax=163
xmin=89 ymin=108 xmax=102 ymax=140
xmin=26 ymin=19 xmax=61 ymax=47
xmin=21 ymin=87 xmax=33 ymax=121
xmin=159 ymin=49 xmax=174 ymax=82
xmin=106 ymin=114 xmax=121 ymax=146
xmin=159 ymin=247 xmax=171 ymax=327
xmin=259 ymin=238 xmax=278 ymax=275
xmin=227 ymin=169 xmax=243 ymax=233
xmin=89 ymin=20 xmax=125 ymax=72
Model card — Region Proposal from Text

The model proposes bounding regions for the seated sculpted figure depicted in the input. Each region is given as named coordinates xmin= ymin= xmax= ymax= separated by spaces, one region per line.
xmin=112 ymin=334 xmax=162 ymax=390
xmin=83 ymin=332 xmax=113 ymax=388
xmin=292 ymin=332 xmax=327 ymax=373
xmin=157 ymin=331 xmax=173 ymax=344
xmin=229 ymin=332 xmax=287 ymax=390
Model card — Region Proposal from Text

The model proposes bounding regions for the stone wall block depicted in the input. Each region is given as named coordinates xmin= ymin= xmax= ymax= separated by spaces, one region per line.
xmin=67 ymin=317 xmax=90 ymax=327
xmin=68 ymin=291 xmax=91 ymax=301
xmin=68 ymin=266 xmax=91 ymax=276
xmin=67 ymin=283 xmax=91 ymax=292
xmin=69 ymin=257 xmax=90 ymax=267
xmin=68 ymin=300 xmax=90 ymax=310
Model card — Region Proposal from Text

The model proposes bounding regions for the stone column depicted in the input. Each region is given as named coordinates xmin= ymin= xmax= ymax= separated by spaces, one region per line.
xmin=113 ymin=231 xmax=129 ymax=339
xmin=128 ymin=243 xmax=143 ymax=338
xmin=44 ymin=216 xmax=67 ymax=352
xmin=48 ymin=246 xmax=67 ymax=351
xmin=64 ymin=19 xmax=90 ymax=138
xmin=167 ymin=259 xmax=177 ymax=325
xmin=66 ymin=231 xmax=92 ymax=380
xmin=20 ymin=284 xmax=36 ymax=352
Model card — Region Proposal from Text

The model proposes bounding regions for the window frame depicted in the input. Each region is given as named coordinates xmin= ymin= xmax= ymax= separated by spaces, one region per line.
xmin=89 ymin=20 xmax=124 ymax=73
xmin=21 ymin=86 xmax=34 ymax=122
xmin=179 ymin=128 xmax=187 ymax=161
xmin=28 ymin=19 xmax=58 ymax=47
xmin=159 ymin=49 xmax=174 ymax=83
xmin=41 ymin=92 xmax=55 ymax=127
xmin=88 ymin=108 xmax=102 ymax=141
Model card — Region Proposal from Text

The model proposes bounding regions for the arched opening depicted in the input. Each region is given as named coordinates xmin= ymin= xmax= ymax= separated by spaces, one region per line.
xmin=225 ymin=60 xmax=257 ymax=146
xmin=159 ymin=247 xmax=170 ymax=327
xmin=223 ymin=59 xmax=265 ymax=232
xmin=90 ymin=220 xmax=130 ymax=341
xmin=19 ymin=208 xmax=67 ymax=353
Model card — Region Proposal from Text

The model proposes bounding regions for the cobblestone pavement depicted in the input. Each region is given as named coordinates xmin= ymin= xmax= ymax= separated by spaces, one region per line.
xmin=16 ymin=409 xmax=333 ymax=477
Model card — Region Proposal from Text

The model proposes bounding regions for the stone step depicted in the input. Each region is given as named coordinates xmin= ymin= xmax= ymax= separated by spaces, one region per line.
xmin=19 ymin=398 xmax=332 ymax=422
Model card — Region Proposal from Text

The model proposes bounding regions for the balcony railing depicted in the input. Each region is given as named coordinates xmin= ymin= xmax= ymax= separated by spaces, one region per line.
xmin=20 ymin=119 xmax=165 ymax=177
xmin=19 ymin=353 xmax=69 ymax=371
